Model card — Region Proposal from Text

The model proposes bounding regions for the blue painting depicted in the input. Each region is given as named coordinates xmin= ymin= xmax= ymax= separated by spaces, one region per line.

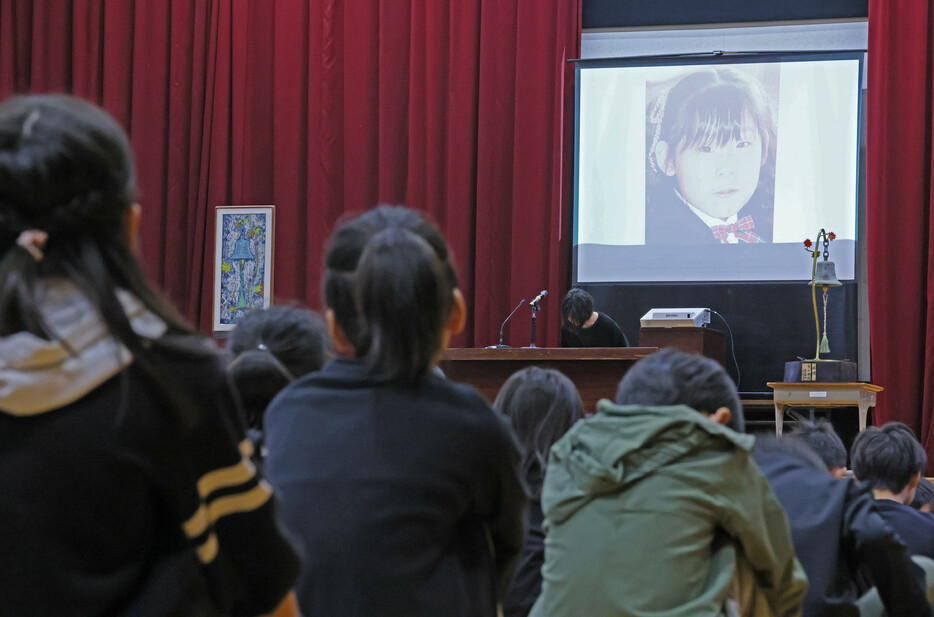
xmin=214 ymin=207 xmax=273 ymax=330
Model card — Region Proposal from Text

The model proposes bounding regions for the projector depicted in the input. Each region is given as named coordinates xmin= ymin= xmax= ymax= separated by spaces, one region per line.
xmin=640 ymin=308 xmax=711 ymax=328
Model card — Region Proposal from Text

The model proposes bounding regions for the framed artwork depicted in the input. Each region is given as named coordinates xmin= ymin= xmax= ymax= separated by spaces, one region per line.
xmin=213 ymin=205 xmax=275 ymax=332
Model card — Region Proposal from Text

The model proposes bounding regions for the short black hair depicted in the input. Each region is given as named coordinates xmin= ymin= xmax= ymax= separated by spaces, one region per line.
xmin=851 ymin=422 xmax=927 ymax=493
xmin=788 ymin=419 xmax=847 ymax=471
xmin=494 ymin=367 xmax=584 ymax=499
xmin=614 ymin=348 xmax=744 ymax=432
xmin=753 ymin=435 xmax=829 ymax=473
xmin=560 ymin=288 xmax=593 ymax=332
xmin=228 ymin=305 xmax=332 ymax=427
xmin=228 ymin=305 xmax=332 ymax=380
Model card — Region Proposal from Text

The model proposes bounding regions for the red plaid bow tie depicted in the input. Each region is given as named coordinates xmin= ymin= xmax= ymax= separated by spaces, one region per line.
xmin=711 ymin=215 xmax=757 ymax=243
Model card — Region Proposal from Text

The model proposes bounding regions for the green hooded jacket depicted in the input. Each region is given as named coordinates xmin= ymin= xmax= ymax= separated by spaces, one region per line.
xmin=529 ymin=401 xmax=806 ymax=617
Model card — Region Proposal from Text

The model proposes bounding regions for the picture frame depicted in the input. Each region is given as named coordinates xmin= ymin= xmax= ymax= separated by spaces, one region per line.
xmin=212 ymin=205 xmax=275 ymax=332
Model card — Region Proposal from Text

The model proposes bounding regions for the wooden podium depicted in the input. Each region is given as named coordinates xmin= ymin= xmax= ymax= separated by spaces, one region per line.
xmin=438 ymin=347 xmax=656 ymax=413
xmin=639 ymin=327 xmax=726 ymax=366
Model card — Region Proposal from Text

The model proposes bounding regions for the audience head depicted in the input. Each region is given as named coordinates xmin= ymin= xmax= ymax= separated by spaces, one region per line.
xmin=560 ymin=288 xmax=594 ymax=333
xmin=910 ymin=478 xmax=934 ymax=513
xmin=851 ymin=422 xmax=926 ymax=501
xmin=323 ymin=205 xmax=464 ymax=383
xmin=494 ymin=367 xmax=584 ymax=499
xmin=228 ymin=305 xmax=332 ymax=427
xmin=789 ymin=419 xmax=848 ymax=477
xmin=0 ymin=94 xmax=189 ymax=346
xmin=753 ymin=435 xmax=829 ymax=473
xmin=614 ymin=348 xmax=744 ymax=432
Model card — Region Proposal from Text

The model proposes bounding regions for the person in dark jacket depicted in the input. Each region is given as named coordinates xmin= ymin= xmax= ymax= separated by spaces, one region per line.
xmin=494 ymin=367 xmax=585 ymax=617
xmin=264 ymin=205 xmax=527 ymax=617
xmin=753 ymin=436 xmax=933 ymax=617
xmin=227 ymin=304 xmax=332 ymax=462
xmin=0 ymin=94 xmax=299 ymax=616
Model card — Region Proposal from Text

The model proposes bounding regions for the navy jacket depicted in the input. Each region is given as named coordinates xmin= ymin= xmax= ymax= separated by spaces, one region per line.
xmin=264 ymin=357 xmax=527 ymax=617
xmin=754 ymin=451 xmax=932 ymax=617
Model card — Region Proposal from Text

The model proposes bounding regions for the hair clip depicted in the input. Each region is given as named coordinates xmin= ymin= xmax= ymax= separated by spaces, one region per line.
xmin=16 ymin=229 xmax=48 ymax=261
xmin=21 ymin=109 xmax=41 ymax=138
xmin=646 ymin=89 xmax=671 ymax=174
xmin=257 ymin=343 xmax=268 ymax=351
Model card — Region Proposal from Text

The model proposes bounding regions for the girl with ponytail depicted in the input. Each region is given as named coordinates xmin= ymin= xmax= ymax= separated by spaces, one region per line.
xmin=0 ymin=94 xmax=299 ymax=616
xmin=264 ymin=205 xmax=526 ymax=617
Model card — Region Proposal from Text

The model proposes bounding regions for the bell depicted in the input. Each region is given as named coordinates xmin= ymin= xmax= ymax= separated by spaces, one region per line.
xmin=230 ymin=233 xmax=256 ymax=261
xmin=809 ymin=260 xmax=842 ymax=287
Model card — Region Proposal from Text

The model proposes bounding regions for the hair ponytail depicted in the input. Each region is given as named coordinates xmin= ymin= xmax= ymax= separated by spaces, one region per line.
xmin=324 ymin=205 xmax=458 ymax=384
xmin=355 ymin=227 xmax=451 ymax=383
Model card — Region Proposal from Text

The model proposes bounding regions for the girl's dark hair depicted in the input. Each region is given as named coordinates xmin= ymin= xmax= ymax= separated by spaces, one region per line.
xmin=227 ymin=305 xmax=332 ymax=427
xmin=324 ymin=205 xmax=458 ymax=383
xmin=227 ymin=350 xmax=294 ymax=429
xmin=0 ymin=94 xmax=202 ymax=422
xmin=494 ymin=367 xmax=584 ymax=499
xmin=649 ymin=67 xmax=777 ymax=199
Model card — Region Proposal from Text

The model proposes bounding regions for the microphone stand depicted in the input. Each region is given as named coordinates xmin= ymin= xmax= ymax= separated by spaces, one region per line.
xmin=489 ymin=299 xmax=525 ymax=349
xmin=528 ymin=303 xmax=541 ymax=348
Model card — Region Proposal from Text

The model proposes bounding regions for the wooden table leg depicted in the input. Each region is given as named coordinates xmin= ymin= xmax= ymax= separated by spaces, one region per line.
xmin=774 ymin=403 xmax=784 ymax=436
xmin=857 ymin=401 xmax=869 ymax=432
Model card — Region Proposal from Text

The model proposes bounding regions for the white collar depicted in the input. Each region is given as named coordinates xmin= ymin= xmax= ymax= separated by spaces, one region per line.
xmin=674 ymin=189 xmax=739 ymax=228
xmin=0 ymin=280 xmax=167 ymax=416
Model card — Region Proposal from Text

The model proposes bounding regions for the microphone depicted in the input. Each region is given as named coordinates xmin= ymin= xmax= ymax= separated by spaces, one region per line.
xmin=529 ymin=290 xmax=548 ymax=308
xmin=489 ymin=299 xmax=526 ymax=348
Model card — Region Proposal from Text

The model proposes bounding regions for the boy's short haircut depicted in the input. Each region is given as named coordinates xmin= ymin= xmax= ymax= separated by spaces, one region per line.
xmin=851 ymin=422 xmax=927 ymax=493
xmin=614 ymin=348 xmax=744 ymax=432
xmin=560 ymin=288 xmax=594 ymax=332
xmin=753 ymin=435 xmax=829 ymax=473
xmin=910 ymin=478 xmax=934 ymax=510
xmin=788 ymin=419 xmax=847 ymax=471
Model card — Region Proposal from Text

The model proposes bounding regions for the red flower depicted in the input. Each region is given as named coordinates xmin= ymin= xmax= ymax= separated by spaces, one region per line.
xmin=828 ymin=232 xmax=836 ymax=241
xmin=803 ymin=239 xmax=812 ymax=248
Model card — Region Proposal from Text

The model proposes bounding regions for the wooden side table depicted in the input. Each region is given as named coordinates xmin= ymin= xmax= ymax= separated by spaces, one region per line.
xmin=766 ymin=382 xmax=883 ymax=436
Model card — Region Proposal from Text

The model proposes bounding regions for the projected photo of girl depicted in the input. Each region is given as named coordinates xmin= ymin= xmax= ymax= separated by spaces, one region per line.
xmin=646 ymin=66 xmax=779 ymax=245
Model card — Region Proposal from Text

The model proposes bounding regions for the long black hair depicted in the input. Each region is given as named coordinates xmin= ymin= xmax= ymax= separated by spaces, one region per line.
xmin=494 ymin=367 xmax=584 ymax=499
xmin=0 ymin=94 xmax=205 ymax=422
xmin=323 ymin=205 xmax=458 ymax=383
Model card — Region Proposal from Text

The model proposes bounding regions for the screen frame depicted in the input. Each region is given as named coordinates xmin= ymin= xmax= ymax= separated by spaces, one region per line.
xmin=571 ymin=49 xmax=866 ymax=285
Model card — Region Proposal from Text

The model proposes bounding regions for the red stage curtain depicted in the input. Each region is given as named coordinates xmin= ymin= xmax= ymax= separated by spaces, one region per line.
xmin=0 ymin=0 xmax=581 ymax=349
xmin=867 ymin=0 xmax=934 ymax=466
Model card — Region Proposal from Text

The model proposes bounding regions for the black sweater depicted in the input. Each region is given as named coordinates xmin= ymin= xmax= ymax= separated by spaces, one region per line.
xmin=560 ymin=313 xmax=628 ymax=348
xmin=264 ymin=356 xmax=527 ymax=617
xmin=0 ymin=338 xmax=300 ymax=616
